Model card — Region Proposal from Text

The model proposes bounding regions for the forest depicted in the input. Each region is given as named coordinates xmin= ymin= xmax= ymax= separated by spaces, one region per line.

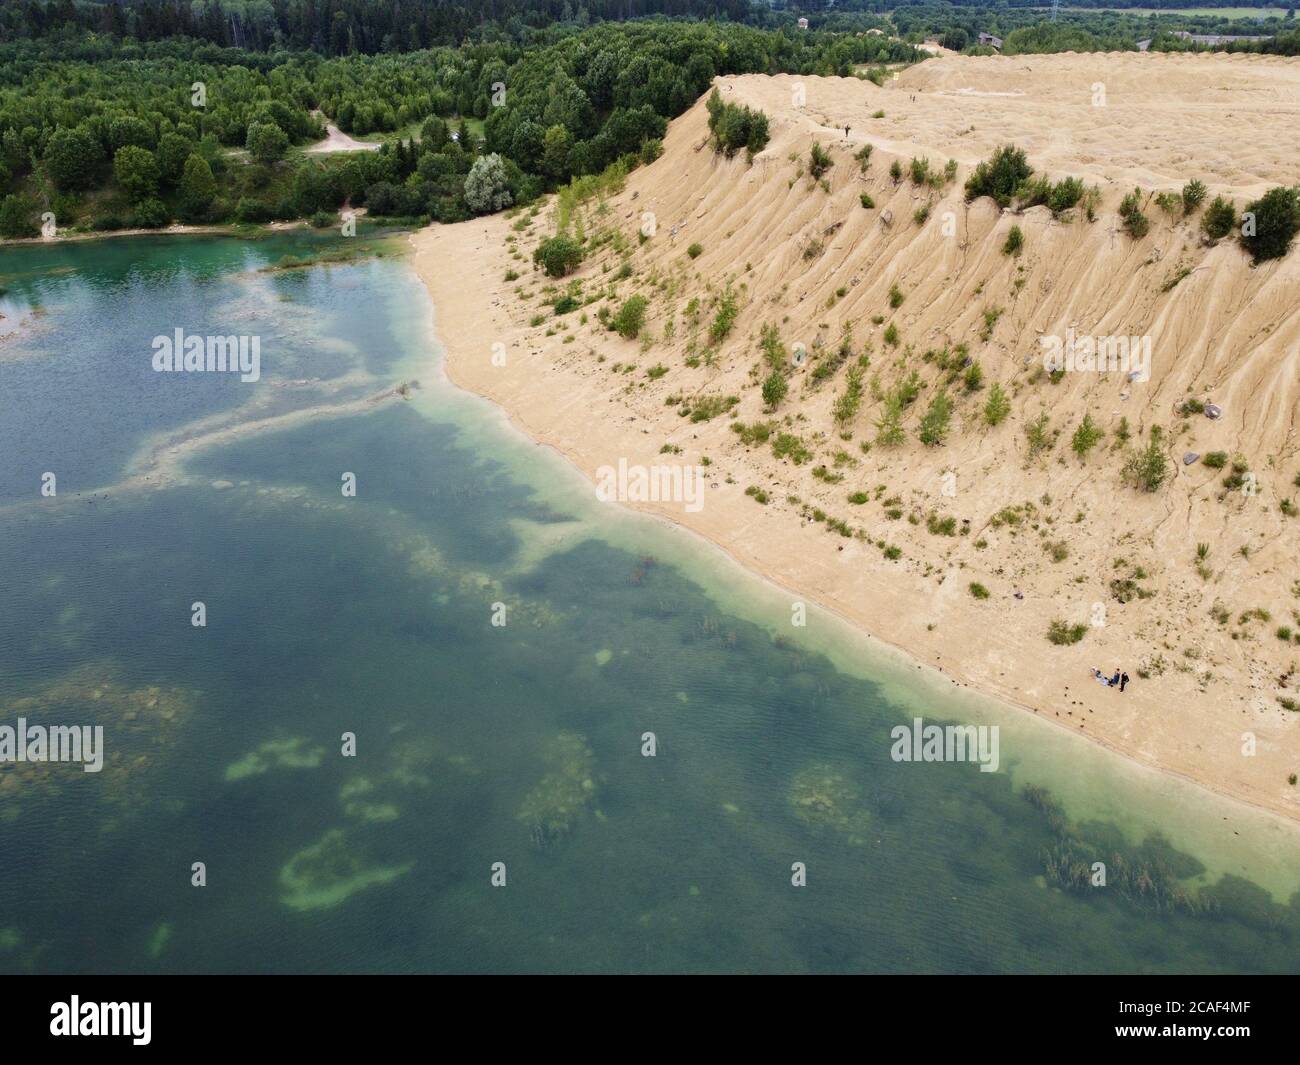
xmin=0 ymin=1 xmax=1295 ymax=238
xmin=6 ymin=1 xmax=770 ymax=52
xmin=0 ymin=20 xmax=919 ymax=237
xmin=5 ymin=1 xmax=1294 ymax=54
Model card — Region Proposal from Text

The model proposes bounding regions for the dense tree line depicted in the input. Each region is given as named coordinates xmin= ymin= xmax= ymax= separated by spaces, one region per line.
xmin=0 ymin=20 xmax=921 ymax=236
xmin=5 ymin=0 xmax=1293 ymax=56
xmin=787 ymin=0 xmax=1293 ymax=13
xmin=992 ymin=0 xmax=1289 ymax=9
xmin=2 ymin=0 xmax=762 ymax=53
xmin=888 ymin=2 xmax=1299 ymax=55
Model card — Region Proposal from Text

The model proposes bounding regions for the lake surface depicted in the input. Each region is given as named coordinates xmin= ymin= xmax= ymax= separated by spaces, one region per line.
xmin=1 ymin=231 xmax=1297 ymax=974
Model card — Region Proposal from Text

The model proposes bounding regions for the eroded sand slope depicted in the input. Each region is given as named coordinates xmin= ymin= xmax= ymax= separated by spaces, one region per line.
xmin=413 ymin=54 xmax=1300 ymax=821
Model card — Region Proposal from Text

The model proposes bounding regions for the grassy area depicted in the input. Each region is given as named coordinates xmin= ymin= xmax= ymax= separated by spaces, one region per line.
xmin=356 ymin=114 xmax=486 ymax=144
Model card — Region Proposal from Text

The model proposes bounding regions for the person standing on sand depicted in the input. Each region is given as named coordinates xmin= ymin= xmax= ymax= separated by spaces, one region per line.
xmin=1120 ymin=671 xmax=1130 ymax=692
xmin=844 ymin=125 xmax=851 ymax=139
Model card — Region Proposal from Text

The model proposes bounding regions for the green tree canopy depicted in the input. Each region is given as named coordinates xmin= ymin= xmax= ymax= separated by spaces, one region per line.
xmin=44 ymin=127 xmax=103 ymax=191
xmin=178 ymin=153 xmax=217 ymax=221
xmin=246 ymin=122 xmax=289 ymax=164
xmin=113 ymin=145 xmax=160 ymax=202
xmin=464 ymin=153 xmax=513 ymax=215
xmin=156 ymin=132 xmax=197 ymax=185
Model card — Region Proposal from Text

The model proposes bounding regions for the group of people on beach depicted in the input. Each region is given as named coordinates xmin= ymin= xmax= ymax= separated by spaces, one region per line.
xmin=1093 ymin=668 xmax=1130 ymax=692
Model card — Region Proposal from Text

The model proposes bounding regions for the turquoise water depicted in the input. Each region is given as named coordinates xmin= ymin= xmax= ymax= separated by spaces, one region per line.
xmin=1 ymin=233 xmax=1298 ymax=974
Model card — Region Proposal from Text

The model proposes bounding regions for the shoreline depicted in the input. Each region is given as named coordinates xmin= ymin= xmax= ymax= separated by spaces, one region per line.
xmin=0 ymin=218 xmax=382 ymax=249
xmin=4 ymin=156 xmax=1292 ymax=826
xmin=407 ymin=304 xmax=1300 ymax=898
xmin=0 ymin=223 xmax=237 ymax=248
xmin=409 ymin=212 xmax=1300 ymax=827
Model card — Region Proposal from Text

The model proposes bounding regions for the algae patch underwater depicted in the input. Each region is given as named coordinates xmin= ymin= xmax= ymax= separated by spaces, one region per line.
xmin=788 ymin=763 xmax=873 ymax=845
xmin=517 ymin=732 xmax=598 ymax=849
xmin=278 ymin=828 xmax=412 ymax=912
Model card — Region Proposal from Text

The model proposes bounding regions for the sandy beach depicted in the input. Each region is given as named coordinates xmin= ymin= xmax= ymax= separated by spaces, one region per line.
xmin=412 ymin=53 xmax=1300 ymax=822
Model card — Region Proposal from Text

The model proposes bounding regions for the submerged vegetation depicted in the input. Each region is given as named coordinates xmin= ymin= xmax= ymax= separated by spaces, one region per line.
xmin=1023 ymin=785 xmax=1224 ymax=916
xmin=517 ymin=732 xmax=598 ymax=850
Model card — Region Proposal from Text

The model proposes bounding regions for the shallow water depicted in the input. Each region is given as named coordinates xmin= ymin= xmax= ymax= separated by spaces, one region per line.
xmin=0 ymin=233 xmax=1296 ymax=974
